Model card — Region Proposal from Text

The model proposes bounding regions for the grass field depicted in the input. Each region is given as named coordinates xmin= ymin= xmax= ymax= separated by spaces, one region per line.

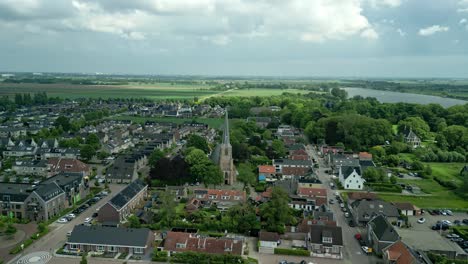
xmin=219 ymin=88 xmax=314 ymax=97
xmin=379 ymin=192 xmax=468 ymax=210
xmin=427 ymin=162 xmax=464 ymax=185
xmin=109 ymin=115 xmax=224 ymax=128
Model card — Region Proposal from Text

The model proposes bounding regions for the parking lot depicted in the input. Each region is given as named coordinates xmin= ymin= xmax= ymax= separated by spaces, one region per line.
xmin=400 ymin=211 xmax=468 ymax=255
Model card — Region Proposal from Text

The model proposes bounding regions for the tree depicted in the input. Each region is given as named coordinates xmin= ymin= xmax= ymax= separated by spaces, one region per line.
xmin=442 ymin=125 xmax=468 ymax=151
xmin=268 ymin=139 xmax=286 ymax=159
xmin=80 ymin=254 xmax=87 ymax=264
xmin=398 ymin=117 xmax=430 ymax=140
xmin=460 ymin=171 xmax=468 ymax=198
xmin=331 ymin=87 xmax=347 ymax=100
xmin=80 ymin=144 xmax=96 ymax=161
xmin=85 ymin=133 xmax=100 ymax=147
xmin=127 ymin=215 xmax=141 ymax=228
xmin=363 ymin=167 xmax=386 ymax=182
xmin=185 ymin=148 xmax=222 ymax=186
xmin=148 ymin=149 xmax=164 ymax=167
xmin=259 ymin=187 xmax=295 ymax=233
xmin=412 ymin=161 xmax=424 ymax=171
xmin=186 ymin=134 xmax=209 ymax=154
xmin=385 ymin=155 xmax=400 ymax=167
xmin=203 ymin=164 xmax=223 ymax=187
xmin=54 ymin=115 xmax=71 ymax=132
xmin=236 ymin=162 xmax=256 ymax=189
xmin=158 ymin=191 xmax=176 ymax=228
xmin=226 ymin=203 xmax=259 ymax=235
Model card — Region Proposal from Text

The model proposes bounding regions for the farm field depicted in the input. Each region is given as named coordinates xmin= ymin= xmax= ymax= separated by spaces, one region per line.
xmin=219 ymin=88 xmax=314 ymax=97
xmin=109 ymin=115 xmax=225 ymax=129
xmin=379 ymin=191 xmax=468 ymax=210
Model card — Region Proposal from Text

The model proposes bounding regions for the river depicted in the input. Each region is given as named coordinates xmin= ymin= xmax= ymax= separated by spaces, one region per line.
xmin=342 ymin=87 xmax=467 ymax=108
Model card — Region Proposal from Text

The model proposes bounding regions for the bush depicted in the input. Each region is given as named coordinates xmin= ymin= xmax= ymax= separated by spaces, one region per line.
xmin=274 ymin=248 xmax=310 ymax=256
xmin=434 ymin=177 xmax=458 ymax=190
xmin=367 ymin=183 xmax=402 ymax=193
xmin=9 ymin=238 xmax=33 ymax=254
xmin=452 ymin=226 xmax=468 ymax=240
xmin=171 ymin=252 xmax=246 ymax=264
xmin=151 ymin=250 xmax=168 ymax=262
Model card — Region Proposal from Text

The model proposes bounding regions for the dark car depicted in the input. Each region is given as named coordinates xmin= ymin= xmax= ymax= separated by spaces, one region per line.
xmin=92 ymin=212 xmax=98 ymax=218
xmin=432 ymin=224 xmax=449 ymax=230
xmin=462 ymin=219 xmax=468 ymax=225
xmin=454 ymin=220 xmax=461 ymax=225
xmin=348 ymin=220 xmax=356 ymax=227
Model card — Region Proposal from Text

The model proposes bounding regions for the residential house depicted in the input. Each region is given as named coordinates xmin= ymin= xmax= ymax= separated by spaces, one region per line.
xmin=258 ymin=165 xmax=276 ymax=182
xmin=350 ymin=199 xmax=400 ymax=226
xmin=382 ymin=240 xmax=429 ymax=264
xmin=258 ymin=231 xmax=280 ymax=254
xmin=24 ymin=182 xmax=66 ymax=222
xmin=298 ymin=176 xmax=322 ymax=188
xmin=273 ymin=159 xmax=313 ymax=178
xmin=338 ymin=166 xmax=365 ymax=190
xmin=393 ymin=202 xmax=421 ymax=216
xmin=163 ymin=231 xmax=243 ymax=256
xmin=288 ymin=144 xmax=309 ymax=161
xmin=42 ymin=172 xmax=89 ymax=207
xmin=48 ymin=158 xmax=90 ymax=177
xmin=402 ymin=128 xmax=421 ymax=148
xmin=367 ymin=215 xmax=400 ymax=254
xmin=39 ymin=148 xmax=81 ymax=160
xmin=296 ymin=187 xmax=328 ymax=209
xmin=306 ymin=225 xmax=343 ymax=259
xmin=187 ymin=189 xmax=246 ymax=212
xmin=66 ymin=225 xmax=154 ymax=255
xmin=12 ymin=160 xmax=49 ymax=177
xmin=246 ymin=117 xmax=272 ymax=128
xmin=98 ymin=180 xmax=148 ymax=223
xmin=106 ymin=157 xmax=138 ymax=183
xmin=346 ymin=192 xmax=378 ymax=206
xmin=0 ymin=183 xmax=31 ymax=219
xmin=328 ymin=153 xmax=359 ymax=173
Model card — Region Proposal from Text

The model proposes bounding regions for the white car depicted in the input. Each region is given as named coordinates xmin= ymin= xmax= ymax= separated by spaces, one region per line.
xmin=417 ymin=218 xmax=426 ymax=224
xmin=361 ymin=246 xmax=370 ymax=254
xmin=67 ymin=230 xmax=73 ymax=237
xmin=84 ymin=217 xmax=92 ymax=223
xmin=57 ymin=218 xmax=68 ymax=223
xmin=67 ymin=213 xmax=76 ymax=218
xmin=442 ymin=220 xmax=452 ymax=225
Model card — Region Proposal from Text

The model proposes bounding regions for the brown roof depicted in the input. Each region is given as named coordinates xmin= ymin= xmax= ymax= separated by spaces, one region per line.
xmin=297 ymin=187 xmax=327 ymax=198
xmin=259 ymin=231 xmax=280 ymax=242
xmin=384 ymin=241 xmax=418 ymax=264
xmin=347 ymin=192 xmax=378 ymax=201
xmin=48 ymin=158 xmax=90 ymax=174
xmin=359 ymin=152 xmax=373 ymax=160
xmin=164 ymin=232 xmax=243 ymax=255
xmin=258 ymin=165 xmax=275 ymax=173
xmin=393 ymin=202 xmax=417 ymax=211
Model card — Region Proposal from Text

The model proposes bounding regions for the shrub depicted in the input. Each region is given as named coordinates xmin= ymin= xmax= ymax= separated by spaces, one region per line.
xmin=434 ymin=177 xmax=458 ymax=190
xmin=151 ymin=250 xmax=168 ymax=262
xmin=274 ymin=248 xmax=310 ymax=256
xmin=367 ymin=183 xmax=402 ymax=193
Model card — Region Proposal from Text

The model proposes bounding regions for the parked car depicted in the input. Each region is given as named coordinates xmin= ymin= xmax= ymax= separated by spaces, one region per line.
xmin=345 ymin=212 xmax=350 ymax=218
xmin=417 ymin=218 xmax=426 ymax=224
xmin=340 ymin=203 xmax=345 ymax=208
xmin=67 ymin=213 xmax=76 ymax=219
xmin=446 ymin=234 xmax=460 ymax=239
xmin=463 ymin=219 xmax=468 ymax=225
xmin=348 ymin=220 xmax=356 ymax=227
xmin=92 ymin=212 xmax=98 ymax=218
xmin=57 ymin=218 xmax=68 ymax=223
xmin=454 ymin=220 xmax=461 ymax=225
xmin=329 ymin=199 xmax=335 ymax=204
xmin=67 ymin=230 xmax=73 ymax=237
xmin=361 ymin=246 xmax=371 ymax=254
xmin=84 ymin=217 xmax=92 ymax=223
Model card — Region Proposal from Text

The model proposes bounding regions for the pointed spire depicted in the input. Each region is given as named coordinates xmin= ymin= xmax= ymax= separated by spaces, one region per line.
xmin=223 ymin=108 xmax=230 ymax=145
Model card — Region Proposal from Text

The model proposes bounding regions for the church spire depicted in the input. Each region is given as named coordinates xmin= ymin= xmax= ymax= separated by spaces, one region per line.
xmin=222 ymin=108 xmax=230 ymax=145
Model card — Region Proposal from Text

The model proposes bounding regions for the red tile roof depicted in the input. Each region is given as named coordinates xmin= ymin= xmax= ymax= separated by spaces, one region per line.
xmin=359 ymin=152 xmax=373 ymax=160
xmin=259 ymin=231 xmax=280 ymax=242
xmin=384 ymin=241 xmax=417 ymax=264
xmin=48 ymin=158 xmax=90 ymax=174
xmin=164 ymin=232 xmax=243 ymax=255
xmin=347 ymin=192 xmax=378 ymax=201
xmin=297 ymin=187 xmax=327 ymax=198
xmin=258 ymin=165 xmax=275 ymax=173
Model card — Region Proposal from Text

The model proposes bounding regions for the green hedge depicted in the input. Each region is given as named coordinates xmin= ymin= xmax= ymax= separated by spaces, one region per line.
xmin=171 ymin=252 xmax=246 ymax=264
xmin=151 ymin=250 xmax=168 ymax=262
xmin=452 ymin=226 xmax=468 ymax=240
xmin=274 ymin=248 xmax=310 ymax=256
xmin=9 ymin=238 xmax=33 ymax=254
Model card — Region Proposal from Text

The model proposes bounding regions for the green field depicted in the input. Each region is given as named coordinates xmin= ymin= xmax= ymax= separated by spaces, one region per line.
xmin=428 ymin=162 xmax=464 ymax=185
xmin=379 ymin=192 xmax=468 ymax=210
xmin=109 ymin=115 xmax=224 ymax=129
xmin=219 ymin=88 xmax=314 ymax=97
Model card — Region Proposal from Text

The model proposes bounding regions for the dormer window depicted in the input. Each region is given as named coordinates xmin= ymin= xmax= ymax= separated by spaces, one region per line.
xmin=176 ymin=243 xmax=186 ymax=248
xmin=209 ymin=195 xmax=217 ymax=199
xmin=322 ymin=236 xmax=333 ymax=244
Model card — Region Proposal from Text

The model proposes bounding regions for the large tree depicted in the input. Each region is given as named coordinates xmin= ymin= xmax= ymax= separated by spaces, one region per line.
xmin=54 ymin=115 xmax=71 ymax=132
xmin=259 ymin=187 xmax=295 ymax=233
xmin=185 ymin=148 xmax=223 ymax=186
xmin=80 ymin=144 xmax=96 ymax=161
xmin=236 ymin=162 xmax=256 ymax=189
xmin=398 ymin=116 xmax=431 ymax=140
xmin=226 ymin=203 xmax=259 ymax=235
xmin=186 ymin=134 xmax=209 ymax=154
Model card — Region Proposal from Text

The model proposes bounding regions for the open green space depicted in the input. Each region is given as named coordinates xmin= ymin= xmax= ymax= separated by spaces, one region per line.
xmin=218 ymin=88 xmax=314 ymax=97
xmin=379 ymin=191 xmax=468 ymax=210
xmin=108 ymin=115 xmax=224 ymax=129
xmin=427 ymin=162 xmax=464 ymax=185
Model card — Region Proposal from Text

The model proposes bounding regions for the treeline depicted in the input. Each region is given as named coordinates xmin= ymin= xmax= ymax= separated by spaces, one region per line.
xmin=0 ymin=92 xmax=63 ymax=111
xmin=212 ymin=81 xmax=340 ymax=91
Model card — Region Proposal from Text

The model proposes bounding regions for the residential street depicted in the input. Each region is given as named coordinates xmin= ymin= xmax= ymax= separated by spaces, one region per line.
xmin=305 ymin=145 xmax=381 ymax=264
xmin=8 ymin=184 xmax=125 ymax=264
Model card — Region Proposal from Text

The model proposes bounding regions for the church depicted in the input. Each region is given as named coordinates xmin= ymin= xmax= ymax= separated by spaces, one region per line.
xmin=212 ymin=109 xmax=236 ymax=185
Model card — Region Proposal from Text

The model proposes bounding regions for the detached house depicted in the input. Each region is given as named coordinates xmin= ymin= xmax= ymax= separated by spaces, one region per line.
xmin=186 ymin=189 xmax=246 ymax=212
xmin=98 ymin=180 xmax=147 ymax=224
xmin=258 ymin=165 xmax=276 ymax=182
xmin=273 ymin=159 xmax=313 ymax=178
xmin=367 ymin=215 xmax=400 ymax=254
xmin=48 ymin=158 xmax=90 ymax=177
xmin=339 ymin=166 xmax=365 ymax=190
xmin=258 ymin=231 xmax=280 ymax=254
xmin=350 ymin=199 xmax=400 ymax=226
xmin=402 ymin=128 xmax=421 ymax=148
xmin=306 ymin=225 xmax=343 ymax=259
xmin=24 ymin=182 xmax=66 ymax=222
xmin=163 ymin=231 xmax=243 ymax=256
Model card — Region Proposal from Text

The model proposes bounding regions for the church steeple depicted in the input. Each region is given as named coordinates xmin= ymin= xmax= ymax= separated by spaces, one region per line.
xmin=222 ymin=109 xmax=230 ymax=145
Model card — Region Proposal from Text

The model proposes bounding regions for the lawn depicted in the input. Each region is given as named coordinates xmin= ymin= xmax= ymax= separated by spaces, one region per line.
xmin=397 ymin=179 xmax=446 ymax=194
xmin=379 ymin=192 xmax=468 ymax=210
xmin=109 ymin=115 xmax=224 ymax=129
xmin=426 ymin=162 xmax=464 ymax=185
xmin=398 ymin=153 xmax=416 ymax=162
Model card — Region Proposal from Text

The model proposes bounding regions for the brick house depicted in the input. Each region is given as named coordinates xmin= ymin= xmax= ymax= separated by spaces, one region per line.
xmin=273 ymin=159 xmax=313 ymax=178
xmin=258 ymin=165 xmax=276 ymax=182
xmin=66 ymin=225 xmax=154 ymax=255
xmin=48 ymin=158 xmax=90 ymax=177
xmin=186 ymin=189 xmax=246 ymax=212
xmin=98 ymin=180 xmax=147 ymax=223
xmin=24 ymin=182 xmax=66 ymax=222
xmin=163 ymin=231 xmax=243 ymax=256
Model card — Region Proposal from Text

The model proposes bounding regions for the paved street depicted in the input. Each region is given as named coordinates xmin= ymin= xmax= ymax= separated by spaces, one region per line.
xmin=8 ymin=184 xmax=125 ymax=264
xmin=305 ymin=145 xmax=381 ymax=264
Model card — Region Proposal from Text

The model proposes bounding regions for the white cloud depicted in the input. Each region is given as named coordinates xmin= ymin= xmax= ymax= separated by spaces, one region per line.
xmin=418 ymin=25 xmax=449 ymax=36
xmin=0 ymin=0 xmax=386 ymax=43
xmin=360 ymin=28 xmax=379 ymax=39
xmin=397 ymin=28 xmax=406 ymax=36
xmin=458 ymin=0 xmax=468 ymax=12
xmin=460 ymin=18 xmax=467 ymax=24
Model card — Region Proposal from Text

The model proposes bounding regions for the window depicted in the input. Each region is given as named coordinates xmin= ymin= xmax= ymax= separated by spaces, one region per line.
xmin=97 ymin=246 xmax=104 ymax=252
xmin=176 ymin=243 xmax=186 ymax=249
xmin=322 ymin=237 xmax=333 ymax=244
xmin=346 ymin=184 xmax=349 ymax=188
xmin=70 ymin=244 xmax=77 ymax=249
xmin=358 ymin=185 xmax=361 ymax=189
xmin=208 ymin=195 xmax=217 ymax=200
xmin=233 ymin=196 xmax=241 ymax=200
xmin=108 ymin=246 xmax=116 ymax=252
xmin=221 ymin=196 xmax=230 ymax=200
xmin=134 ymin=247 xmax=144 ymax=254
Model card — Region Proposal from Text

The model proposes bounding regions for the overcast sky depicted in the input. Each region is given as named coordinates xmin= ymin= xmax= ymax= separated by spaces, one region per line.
xmin=1 ymin=0 xmax=468 ymax=77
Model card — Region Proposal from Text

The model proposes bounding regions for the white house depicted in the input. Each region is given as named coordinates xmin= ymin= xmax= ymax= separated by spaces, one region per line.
xmin=258 ymin=231 xmax=280 ymax=254
xmin=339 ymin=166 xmax=365 ymax=190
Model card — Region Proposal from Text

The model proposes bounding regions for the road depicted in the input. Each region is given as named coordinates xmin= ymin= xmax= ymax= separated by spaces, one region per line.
xmin=305 ymin=145 xmax=380 ymax=264
xmin=13 ymin=184 xmax=125 ymax=260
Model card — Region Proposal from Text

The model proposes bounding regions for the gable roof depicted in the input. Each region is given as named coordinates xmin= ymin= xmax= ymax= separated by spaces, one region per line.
xmin=341 ymin=166 xmax=361 ymax=179
xmin=368 ymin=215 xmax=400 ymax=242
xmin=34 ymin=182 xmax=64 ymax=202
xmin=164 ymin=231 xmax=243 ymax=255
xmin=48 ymin=158 xmax=89 ymax=174
xmin=68 ymin=225 xmax=150 ymax=247
xmin=347 ymin=192 xmax=378 ymax=201
xmin=0 ymin=183 xmax=32 ymax=202
xmin=308 ymin=225 xmax=343 ymax=246
xmin=259 ymin=231 xmax=280 ymax=242
xmin=258 ymin=165 xmax=276 ymax=174
xmin=351 ymin=199 xmax=400 ymax=222
xmin=297 ymin=187 xmax=327 ymax=197
xmin=383 ymin=241 xmax=420 ymax=264
xmin=108 ymin=179 xmax=146 ymax=210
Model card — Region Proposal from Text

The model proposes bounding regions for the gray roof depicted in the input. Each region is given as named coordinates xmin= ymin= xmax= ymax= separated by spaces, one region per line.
xmin=34 ymin=182 xmax=64 ymax=201
xmin=308 ymin=225 xmax=343 ymax=246
xmin=68 ymin=225 xmax=150 ymax=247
xmin=42 ymin=172 xmax=82 ymax=190
xmin=341 ymin=166 xmax=361 ymax=179
xmin=109 ymin=179 xmax=146 ymax=210
xmin=0 ymin=183 xmax=33 ymax=202
xmin=273 ymin=159 xmax=313 ymax=166
xmin=359 ymin=160 xmax=375 ymax=171
xmin=351 ymin=199 xmax=400 ymax=222
xmin=368 ymin=215 xmax=400 ymax=242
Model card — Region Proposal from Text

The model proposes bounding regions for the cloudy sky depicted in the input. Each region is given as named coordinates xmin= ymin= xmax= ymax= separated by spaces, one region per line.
xmin=1 ymin=0 xmax=468 ymax=77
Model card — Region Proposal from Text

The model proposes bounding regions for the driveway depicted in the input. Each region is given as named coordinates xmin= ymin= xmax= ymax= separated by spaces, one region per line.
xmin=305 ymin=145 xmax=381 ymax=264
